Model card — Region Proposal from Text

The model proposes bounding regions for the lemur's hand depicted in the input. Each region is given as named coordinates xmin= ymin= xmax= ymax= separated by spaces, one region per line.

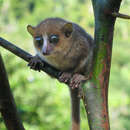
xmin=28 ymin=55 xmax=44 ymax=72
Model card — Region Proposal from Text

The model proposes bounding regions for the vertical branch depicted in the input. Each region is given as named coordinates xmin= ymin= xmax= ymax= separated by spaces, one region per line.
xmin=70 ymin=88 xmax=80 ymax=130
xmin=0 ymin=54 xmax=25 ymax=130
xmin=81 ymin=0 xmax=122 ymax=129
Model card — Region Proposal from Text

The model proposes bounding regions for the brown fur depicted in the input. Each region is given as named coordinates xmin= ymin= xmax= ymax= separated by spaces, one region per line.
xmin=27 ymin=18 xmax=94 ymax=130
xmin=27 ymin=17 xmax=93 ymax=75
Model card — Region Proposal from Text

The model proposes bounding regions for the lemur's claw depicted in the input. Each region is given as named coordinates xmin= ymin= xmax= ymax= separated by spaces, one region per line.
xmin=58 ymin=72 xmax=72 ymax=83
xmin=28 ymin=56 xmax=44 ymax=71
xmin=59 ymin=72 xmax=86 ymax=89
xmin=69 ymin=74 xmax=86 ymax=89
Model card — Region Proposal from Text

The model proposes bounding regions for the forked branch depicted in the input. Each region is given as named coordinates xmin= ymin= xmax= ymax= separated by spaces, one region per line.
xmin=112 ymin=12 xmax=130 ymax=19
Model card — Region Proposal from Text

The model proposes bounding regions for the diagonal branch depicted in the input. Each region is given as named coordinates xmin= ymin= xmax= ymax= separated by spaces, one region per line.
xmin=111 ymin=12 xmax=130 ymax=19
xmin=0 ymin=37 xmax=60 ymax=78
xmin=0 ymin=37 xmax=80 ymax=130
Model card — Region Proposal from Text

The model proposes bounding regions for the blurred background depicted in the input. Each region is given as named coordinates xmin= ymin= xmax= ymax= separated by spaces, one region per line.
xmin=0 ymin=0 xmax=130 ymax=129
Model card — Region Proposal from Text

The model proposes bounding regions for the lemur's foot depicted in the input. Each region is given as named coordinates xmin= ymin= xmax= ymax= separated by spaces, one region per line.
xmin=59 ymin=72 xmax=72 ymax=83
xmin=28 ymin=56 xmax=44 ymax=72
xmin=59 ymin=72 xmax=86 ymax=89
xmin=70 ymin=74 xmax=86 ymax=89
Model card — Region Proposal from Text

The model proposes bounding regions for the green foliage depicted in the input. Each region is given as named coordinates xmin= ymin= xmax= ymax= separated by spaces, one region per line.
xmin=10 ymin=0 xmax=35 ymax=20
xmin=0 ymin=0 xmax=3 ymax=8
xmin=0 ymin=0 xmax=130 ymax=130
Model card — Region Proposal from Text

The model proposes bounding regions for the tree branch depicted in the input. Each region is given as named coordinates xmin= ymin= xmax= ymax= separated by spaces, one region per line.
xmin=0 ymin=36 xmax=82 ymax=130
xmin=0 ymin=54 xmax=25 ymax=130
xmin=111 ymin=12 xmax=130 ymax=19
xmin=0 ymin=37 xmax=60 ymax=78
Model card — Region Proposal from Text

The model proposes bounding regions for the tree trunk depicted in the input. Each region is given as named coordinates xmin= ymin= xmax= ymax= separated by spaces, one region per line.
xmin=81 ymin=0 xmax=122 ymax=129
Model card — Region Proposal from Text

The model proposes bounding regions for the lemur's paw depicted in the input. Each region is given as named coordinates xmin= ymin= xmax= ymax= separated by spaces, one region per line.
xmin=70 ymin=74 xmax=86 ymax=89
xmin=28 ymin=56 xmax=44 ymax=72
xmin=58 ymin=72 xmax=72 ymax=83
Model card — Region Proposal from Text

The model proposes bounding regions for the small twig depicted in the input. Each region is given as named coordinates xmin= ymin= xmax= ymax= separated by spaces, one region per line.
xmin=0 ymin=37 xmax=60 ymax=78
xmin=0 ymin=54 xmax=25 ymax=130
xmin=112 ymin=12 xmax=130 ymax=19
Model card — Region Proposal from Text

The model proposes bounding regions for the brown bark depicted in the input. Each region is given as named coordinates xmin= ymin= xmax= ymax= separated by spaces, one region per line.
xmin=81 ymin=0 xmax=122 ymax=129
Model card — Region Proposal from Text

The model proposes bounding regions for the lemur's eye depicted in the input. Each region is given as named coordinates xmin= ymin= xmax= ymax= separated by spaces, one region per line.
xmin=35 ymin=36 xmax=43 ymax=47
xmin=49 ymin=35 xmax=59 ymax=44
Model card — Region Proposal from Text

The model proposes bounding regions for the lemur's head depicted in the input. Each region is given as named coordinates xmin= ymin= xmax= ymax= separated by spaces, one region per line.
xmin=27 ymin=18 xmax=73 ymax=56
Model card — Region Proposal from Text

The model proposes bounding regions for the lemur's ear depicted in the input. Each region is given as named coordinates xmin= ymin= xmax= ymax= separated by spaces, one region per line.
xmin=62 ymin=23 xmax=73 ymax=37
xmin=27 ymin=25 xmax=35 ymax=36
